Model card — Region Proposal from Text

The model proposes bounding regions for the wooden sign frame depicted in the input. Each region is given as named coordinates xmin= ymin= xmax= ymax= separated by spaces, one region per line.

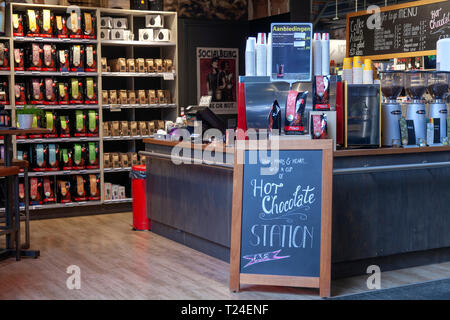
xmin=229 ymin=139 xmax=333 ymax=298
xmin=346 ymin=0 xmax=447 ymax=60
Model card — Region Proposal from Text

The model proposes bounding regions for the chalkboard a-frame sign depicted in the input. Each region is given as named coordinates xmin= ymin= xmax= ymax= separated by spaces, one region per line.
xmin=229 ymin=139 xmax=333 ymax=298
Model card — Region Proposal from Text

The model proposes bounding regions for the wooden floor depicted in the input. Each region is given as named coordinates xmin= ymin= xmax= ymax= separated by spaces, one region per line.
xmin=0 ymin=212 xmax=449 ymax=300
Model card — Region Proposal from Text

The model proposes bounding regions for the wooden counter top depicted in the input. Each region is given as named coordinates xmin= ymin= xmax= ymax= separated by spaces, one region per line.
xmin=144 ymin=138 xmax=450 ymax=158
xmin=143 ymin=138 xmax=235 ymax=154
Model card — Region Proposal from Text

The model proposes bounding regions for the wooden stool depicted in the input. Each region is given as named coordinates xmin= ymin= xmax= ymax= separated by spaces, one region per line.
xmin=0 ymin=166 xmax=21 ymax=261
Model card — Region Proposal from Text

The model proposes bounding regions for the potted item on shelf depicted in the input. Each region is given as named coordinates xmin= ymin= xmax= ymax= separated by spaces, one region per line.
xmin=26 ymin=43 xmax=43 ymax=71
xmin=30 ymin=143 xmax=48 ymax=172
xmin=15 ymin=82 xmax=27 ymax=105
xmin=57 ymin=81 xmax=69 ymax=104
xmin=29 ymin=177 xmax=43 ymax=205
xmin=42 ymin=44 xmax=56 ymax=71
xmin=72 ymin=175 xmax=87 ymax=202
xmin=46 ymin=144 xmax=60 ymax=171
xmin=86 ymin=110 xmax=99 ymax=137
xmin=86 ymin=142 xmax=99 ymax=169
xmin=59 ymin=115 xmax=71 ymax=137
xmin=24 ymin=9 xmax=41 ymax=37
xmin=69 ymin=78 xmax=84 ymax=104
xmin=16 ymin=105 xmax=41 ymax=129
xmin=40 ymin=9 xmax=54 ymax=38
xmin=83 ymin=12 xmax=96 ymax=39
xmin=55 ymin=15 xmax=68 ymax=38
xmin=14 ymin=48 xmax=25 ymax=71
xmin=12 ymin=13 xmax=24 ymax=37
xmin=0 ymin=42 xmax=10 ymax=71
xmin=57 ymin=179 xmax=71 ymax=203
xmin=42 ymin=177 xmax=56 ymax=203
xmin=70 ymin=45 xmax=85 ymax=72
xmin=72 ymin=143 xmax=86 ymax=170
xmin=0 ymin=79 xmax=9 ymax=105
xmin=28 ymin=78 xmax=45 ymax=104
xmin=73 ymin=110 xmax=86 ymax=137
xmin=60 ymin=148 xmax=73 ymax=170
xmin=43 ymin=111 xmax=58 ymax=138
xmin=44 ymin=78 xmax=57 ymax=105
xmin=84 ymin=45 xmax=97 ymax=72
xmin=88 ymin=174 xmax=100 ymax=201
xmin=57 ymin=49 xmax=70 ymax=72
xmin=84 ymin=77 xmax=97 ymax=104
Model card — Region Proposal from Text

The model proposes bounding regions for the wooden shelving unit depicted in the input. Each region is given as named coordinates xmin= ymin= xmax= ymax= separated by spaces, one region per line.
xmin=1 ymin=2 xmax=178 ymax=214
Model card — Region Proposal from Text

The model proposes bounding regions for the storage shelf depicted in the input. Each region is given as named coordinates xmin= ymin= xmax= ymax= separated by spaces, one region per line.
xmin=104 ymin=167 xmax=132 ymax=173
xmin=103 ymin=103 xmax=176 ymax=109
xmin=0 ymin=200 xmax=102 ymax=213
xmin=103 ymin=135 xmax=152 ymax=141
xmin=15 ymin=71 xmax=98 ymax=77
xmin=16 ymin=137 xmax=100 ymax=144
xmin=0 ymin=71 xmax=11 ymax=76
xmin=20 ymin=169 xmax=100 ymax=177
xmin=16 ymin=104 xmax=99 ymax=110
xmin=14 ymin=37 xmax=97 ymax=44
xmin=104 ymin=198 xmax=132 ymax=204
xmin=101 ymin=40 xmax=176 ymax=47
xmin=102 ymin=72 xmax=175 ymax=79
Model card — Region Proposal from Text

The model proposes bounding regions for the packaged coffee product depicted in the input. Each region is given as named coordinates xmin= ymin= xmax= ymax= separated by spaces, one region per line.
xmin=42 ymin=177 xmax=56 ymax=203
xmin=145 ymin=59 xmax=154 ymax=72
xmin=46 ymin=144 xmax=59 ymax=171
xmin=311 ymin=113 xmax=328 ymax=139
xmin=157 ymin=120 xmax=165 ymax=130
xmin=68 ymin=10 xmax=82 ymax=38
xmin=285 ymin=91 xmax=308 ymax=135
xmin=118 ymin=186 xmax=126 ymax=199
xmin=138 ymin=90 xmax=147 ymax=104
xmin=119 ymin=90 xmax=128 ymax=104
xmin=163 ymin=59 xmax=173 ymax=72
xmin=12 ymin=13 xmax=24 ymax=37
xmin=41 ymin=44 xmax=56 ymax=71
xmin=111 ymin=121 xmax=120 ymax=136
xmin=109 ymin=90 xmax=118 ymax=104
xmin=154 ymin=59 xmax=163 ymax=73
xmin=74 ymin=110 xmax=87 ymax=137
xmin=130 ymin=121 xmax=138 ymax=136
xmin=30 ymin=177 xmax=43 ymax=205
xmin=70 ymin=45 xmax=85 ymax=71
xmin=57 ymin=49 xmax=70 ymax=72
xmin=111 ymin=153 xmax=120 ymax=168
xmin=147 ymin=121 xmax=155 ymax=134
xmin=86 ymin=142 xmax=99 ymax=169
xmin=140 ymin=155 xmax=146 ymax=165
xmin=87 ymin=110 xmax=99 ymax=137
xmin=0 ymin=80 xmax=8 ymax=105
xmin=27 ymin=43 xmax=43 ymax=70
xmin=14 ymin=83 xmax=26 ymax=105
xmin=84 ymin=45 xmax=97 ymax=72
xmin=73 ymin=175 xmax=87 ymax=201
xmin=147 ymin=90 xmax=156 ymax=104
xmin=58 ymin=179 xmax=72 ymax=203
xmin=103 ymin=153 xmax=111 ymax=168
xmin=14 ymin=48 xmax=24 ymax=71
xmin=157 ymin=90 xmax=165 ymax=104
xmin=164 ymin=90 xmax=171 ymax=104
xmin=109 ymin=58 xmax=126 ymax=72
xmin=0 ymin=43 xmax=9 ymax=71
xmin=44 ymin=78 xmax=57 ymax=105
xmin=268 ymin=100 xmax=281 ymax=133
xmin=25 ymin=9 xmax=41 ymax=37
xmin=31 ymin=144 xmax=47 ymax=172
xmin=120 ymin=121 xmax=130 ymax=136
xmin=127 ymin=90 xmax=136 ymax=104
xmin=136 ymin=58 xmax=145 ymax=73
xmin=40 ymin=9 xmax=54 ymax=38
xmin=138 ymin=121 xmax=148 ymax=136
xmin=84 ymin=77 xmax=97 ymax=104
xmin=103 ymin=121 xmax=110 ymax=137
xmin=104 ymin=182 xmax=112 ymax=200
xmin=29 ymin=78 xmax=44 ymax=104
xmin=59 ymin=115 xmax=71 ymax=138
xmin=70 ymin=78 xmax=84 ymax=104
xmin=102 ymin=90 xmax=109 ymax=104
xmin=60 ymin=148 xmax=73 ymax=170
xmin=55 ymin=15 xmax=68 ymax=38
xmin=127 ymin=59 xmax=135 ymax=73
xmin=88 ymin=174 xmax=100 ymax=200
xmin=83 ymin=12 xmax=96 ymax=39
xmin=129 ymin=152 xmax=139 ymax=166
xmin=101 ymin=57 xmax=107 ymax=72
xmin=44 ymin=111 xmax=58 ymax=138
xmin=57 ymin=81 xmax=69 ymax=105
xmin=72 ymin=144 xmax=86 ymax=169
xmin=313 ymin=76 xmax=330 ymax=111
xmin=112 ymin=185 xmax=119 ymax=199
xmin=120 ymin=153 xmax=130 ymax=168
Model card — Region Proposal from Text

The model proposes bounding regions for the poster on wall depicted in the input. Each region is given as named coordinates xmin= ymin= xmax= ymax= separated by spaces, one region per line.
xmin=197 ymin=47 xmax=239 ymax=115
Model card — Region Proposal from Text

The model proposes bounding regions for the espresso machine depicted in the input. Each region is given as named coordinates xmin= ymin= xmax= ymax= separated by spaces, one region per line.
xmin=427 ymin=71 xmax=449 ymax=140
xmin=381 ymin=71 xmax=404 ymax=146
xmin=405 ymin=71 xmax=428 ymax=143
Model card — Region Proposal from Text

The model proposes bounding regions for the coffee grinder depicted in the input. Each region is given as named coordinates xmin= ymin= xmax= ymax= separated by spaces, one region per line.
xmin=427 ymin=71 xmax=449 ymax=140
xmin=405 ymin=71 xmax=428 ymax=143
xmin=381 ymin=71 xmax=404 ymax=146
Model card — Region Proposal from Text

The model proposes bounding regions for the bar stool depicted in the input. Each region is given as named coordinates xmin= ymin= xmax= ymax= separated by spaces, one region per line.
xmin=0 ymin=166 xmax=21 ymax=261
xmin=0 ymin=159 xmax=30 ymax=249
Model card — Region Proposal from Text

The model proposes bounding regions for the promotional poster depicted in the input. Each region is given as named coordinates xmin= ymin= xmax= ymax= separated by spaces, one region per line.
xmin=196 ymin=47 xmax=239 ymax=114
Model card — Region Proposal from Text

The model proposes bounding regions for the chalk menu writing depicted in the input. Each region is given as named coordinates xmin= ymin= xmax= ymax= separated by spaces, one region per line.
xmin=240 ymin=150 xmax=323 ymax=277
xmin=348 ymin=0 xmax=450 ymax=57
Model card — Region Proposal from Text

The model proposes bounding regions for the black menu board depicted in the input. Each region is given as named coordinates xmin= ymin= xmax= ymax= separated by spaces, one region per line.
xmin=347 ymin=0 xmax=450 ymax=59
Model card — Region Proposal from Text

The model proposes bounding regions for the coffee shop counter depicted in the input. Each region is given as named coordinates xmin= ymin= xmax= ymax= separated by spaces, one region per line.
xmin=142 ymin=138 xmax=450 ymax=278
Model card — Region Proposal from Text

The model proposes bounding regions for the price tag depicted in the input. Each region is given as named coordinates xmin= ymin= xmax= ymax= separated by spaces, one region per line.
xmin=163 ymin=72 xmax=174 ymax=80
xmin=110 ymin=104 xmax=121 ymax=112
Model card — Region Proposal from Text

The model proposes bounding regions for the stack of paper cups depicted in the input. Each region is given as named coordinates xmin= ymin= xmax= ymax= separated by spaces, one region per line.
xmin=266 ymin=33 xmax=272 ymax=77
xmin=321 ymin=33 xmax=330 ymax=76
xmin=245 ymin=37 xmax=256 ymax=76
xmin=363 ymin=58 xmax=373 ymax=84
xmin=256 ymin=33 xmax=267 ymax=76
xmin=313 ymin=33 xmax=322 ymax=76
xmin=343 ymin=57 xmax=353 ymax=84
xmin=353 ymin=56 xmax=363 ymax=84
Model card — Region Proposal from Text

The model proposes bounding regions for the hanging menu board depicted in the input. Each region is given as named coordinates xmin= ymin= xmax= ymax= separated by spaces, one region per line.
xmin=347 ymin=0 xmax=450 ymax=60
xmin=229 ymin=139 xmax=333 ymax=297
